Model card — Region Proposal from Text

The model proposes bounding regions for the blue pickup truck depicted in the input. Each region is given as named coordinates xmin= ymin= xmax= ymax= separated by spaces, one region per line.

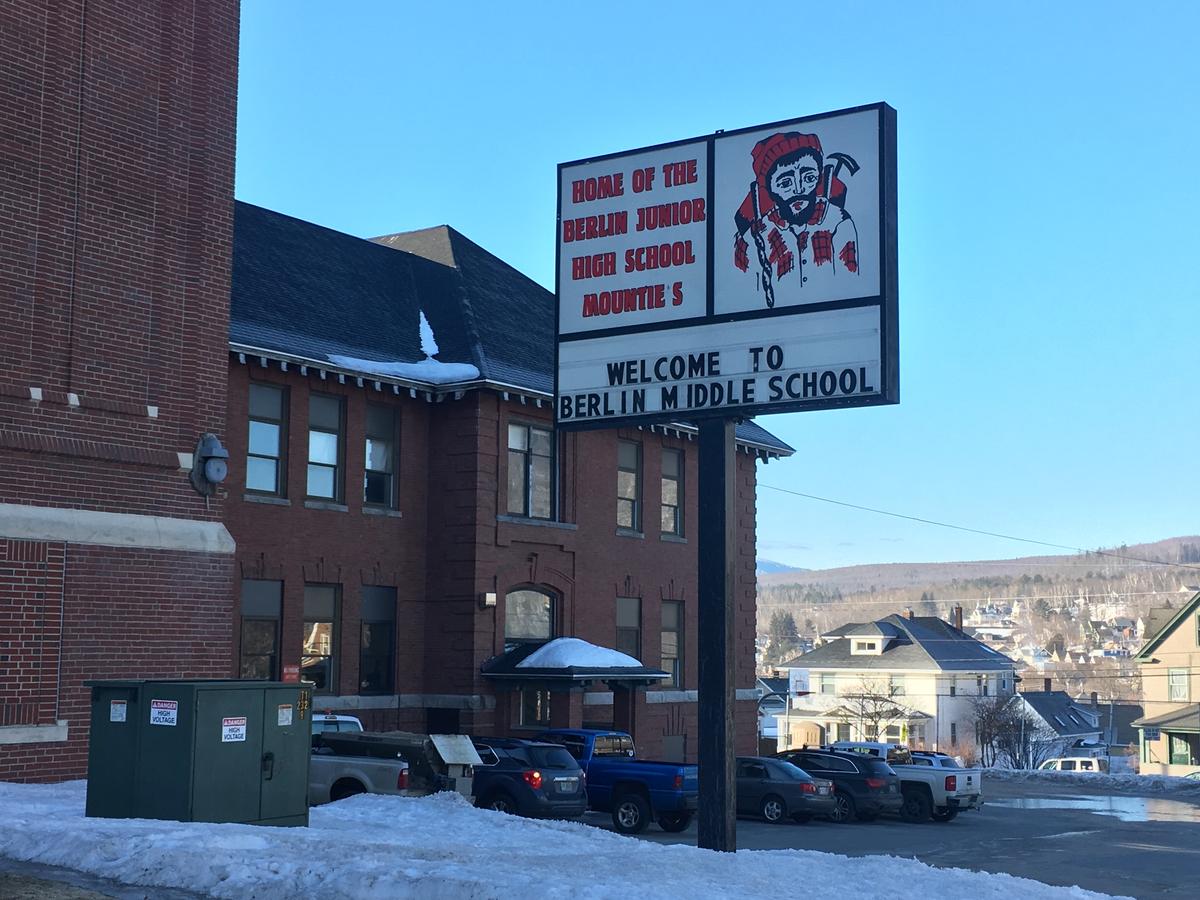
xmin=539 ymin=729 xmax=699 ymax=834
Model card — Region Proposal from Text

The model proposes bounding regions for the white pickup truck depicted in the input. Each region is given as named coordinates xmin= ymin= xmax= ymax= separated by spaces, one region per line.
xmin=830 ymin=742 xmax=983 ymax=822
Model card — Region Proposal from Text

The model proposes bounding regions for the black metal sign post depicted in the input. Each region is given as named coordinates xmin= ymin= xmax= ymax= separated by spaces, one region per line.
xmin=696 ymin=417 xmax=736 ymax=851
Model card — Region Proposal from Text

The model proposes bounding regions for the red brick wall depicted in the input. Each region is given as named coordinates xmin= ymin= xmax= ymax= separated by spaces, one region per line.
xmin=0 ymin=0 xmax=240 ymax=781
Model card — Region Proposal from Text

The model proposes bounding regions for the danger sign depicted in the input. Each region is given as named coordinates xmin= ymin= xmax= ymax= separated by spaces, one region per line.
xmin=149 ymin=699 xmax=178 ymax=726
xmin=221 ymin=716 xmax=248 ymax=743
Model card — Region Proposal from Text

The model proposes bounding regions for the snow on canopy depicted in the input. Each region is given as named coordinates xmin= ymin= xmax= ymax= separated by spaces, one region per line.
xmin=516 ymin=637 xmax=643 ymax=669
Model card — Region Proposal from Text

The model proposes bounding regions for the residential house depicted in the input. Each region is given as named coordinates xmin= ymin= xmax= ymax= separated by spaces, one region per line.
xmin=756 ymin=676 xmax=789 ymax=752
xmin=775 ymin=609 xmax=1017 ymax=753
xmin=1017 ymin=687 xmax=1103 ymax=758
xmin=1132 ymin=592 xmax=1200 ymax=775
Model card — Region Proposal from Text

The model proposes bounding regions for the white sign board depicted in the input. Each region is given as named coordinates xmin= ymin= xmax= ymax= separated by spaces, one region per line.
xmin=556 ymin=104 xmax=897 ymax=428
xmin=1142 ymin=727 xmax=1160 ymax=742
xmin=221 ymin=716 xmax=248 ymax=743
xmin=277 ymin=704 xmax=293 ymax=727
xmin=149 ymin=699 xmax=178 ymax=727
xmin=109 ymin=700 xmax=127 ymax=723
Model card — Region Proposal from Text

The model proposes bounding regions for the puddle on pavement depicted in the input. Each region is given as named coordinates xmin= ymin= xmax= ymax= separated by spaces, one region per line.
xmin=989 ymin=795 xmax=1200 ymax=823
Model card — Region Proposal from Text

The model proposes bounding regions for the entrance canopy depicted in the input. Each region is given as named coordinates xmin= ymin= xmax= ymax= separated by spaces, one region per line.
xmin=481 ymin=637 xmax=668 ymax=684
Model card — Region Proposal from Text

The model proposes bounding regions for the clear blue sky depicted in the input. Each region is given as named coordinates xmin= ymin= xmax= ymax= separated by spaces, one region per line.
xmin=236 ymin=2 xmax=1199 ymax=570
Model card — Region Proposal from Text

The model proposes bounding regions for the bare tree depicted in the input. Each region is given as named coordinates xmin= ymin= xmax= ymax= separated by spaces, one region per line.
xmin=838 ymin=677 xmax=911 ymax=742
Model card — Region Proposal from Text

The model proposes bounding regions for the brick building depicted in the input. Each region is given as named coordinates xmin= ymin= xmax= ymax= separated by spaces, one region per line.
xmin=1 ymin=0 xmax=789 ymax=780
xmin=0 ymin=1 xmax=239 ymax=779
xmin=225 ymin=203 xmax=791 ymax=759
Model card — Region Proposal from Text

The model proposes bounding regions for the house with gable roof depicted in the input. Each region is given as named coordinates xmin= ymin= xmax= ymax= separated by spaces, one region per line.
xmin=775 ymin=609 xmax=1017 ymax=753
xmin=1132 ymin=591 xmax=1200 ymax=775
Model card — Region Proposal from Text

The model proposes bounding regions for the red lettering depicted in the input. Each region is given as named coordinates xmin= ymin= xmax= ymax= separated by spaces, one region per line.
xmin=671 ymin=282 xmax=683 ymax=306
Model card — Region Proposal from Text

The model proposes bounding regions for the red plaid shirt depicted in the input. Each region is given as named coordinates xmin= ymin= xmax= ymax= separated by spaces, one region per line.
xmin=735 ymin=201 xmax=859 ymax=299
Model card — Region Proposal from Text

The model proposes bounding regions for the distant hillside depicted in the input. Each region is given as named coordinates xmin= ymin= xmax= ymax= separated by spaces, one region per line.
xmin=756 ymin=559 xmax=808 ymax=575
xmin=757 ymin=535 xmax=1200 ymax=633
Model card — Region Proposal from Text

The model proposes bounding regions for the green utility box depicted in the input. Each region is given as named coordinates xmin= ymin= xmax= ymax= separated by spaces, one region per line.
xmin=85 ymin=679 xmax=311 ymax=826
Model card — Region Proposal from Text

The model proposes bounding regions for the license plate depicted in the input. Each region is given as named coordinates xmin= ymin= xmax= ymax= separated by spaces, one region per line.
xmin=818 ymin=786 xmax=829 ymax=795
xmin=555 ymin=778 xmax=578 ymax=793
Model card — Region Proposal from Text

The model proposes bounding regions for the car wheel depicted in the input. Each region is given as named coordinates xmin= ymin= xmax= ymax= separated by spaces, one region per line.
xmin=931 ymin=807 xmax=959 ymax=823
xmin=657 ymin=811 xmax=694 ymax=833
xmin=329 ymin=780 xmax=366 ymax=802
xmin=612 ymin=792 xmax=651 ymax=834
xmin=760 ymin=794 xmax=787 ymax=824
xmin=900 ymin=790 xmax=932 ymax=823
xmin=828 ymin=791 xmax=856 ymax=824
xmin=483 ymin=793 xmax=517 ymax=815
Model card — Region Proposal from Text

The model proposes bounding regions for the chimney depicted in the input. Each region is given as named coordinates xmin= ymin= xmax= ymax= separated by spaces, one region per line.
xmin=1091 ymin=691 xmax=1098 ymax=709
xmin=1044 ymin=677 xmax=1052 ymax=693
xmin=904 ymin=607 xmax=915 ymax=620
xmin=952 ymin=605 xmax=963 ymax=630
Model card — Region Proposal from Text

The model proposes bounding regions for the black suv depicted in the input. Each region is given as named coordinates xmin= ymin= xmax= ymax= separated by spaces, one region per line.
xmin=471 ymin=737 xmax=587 ymax=819
xmin=774 ymin=748 xmax=902 ymax=823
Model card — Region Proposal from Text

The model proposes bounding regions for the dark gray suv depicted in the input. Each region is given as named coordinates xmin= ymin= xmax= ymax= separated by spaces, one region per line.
xmin=774 ymin=748 xmax=902 ymax=823
xmin=471 ymin=737 xmax=587 ymax=819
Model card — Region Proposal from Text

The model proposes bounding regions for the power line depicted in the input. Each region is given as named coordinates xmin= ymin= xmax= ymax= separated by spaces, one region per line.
xmin=757 ymin=482 xmax=1200 ymax=572
xmin=760 ymin=589 xmax=1192 ymax=608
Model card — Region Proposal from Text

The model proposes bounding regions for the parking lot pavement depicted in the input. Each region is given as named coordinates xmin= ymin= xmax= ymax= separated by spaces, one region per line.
xmin=585 ymin=781 xmax=1200 ymax=899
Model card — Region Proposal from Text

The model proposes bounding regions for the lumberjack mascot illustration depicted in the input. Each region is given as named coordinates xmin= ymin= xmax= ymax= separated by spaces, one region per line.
xmin=733 ymin=131 xmax=859 ymax=307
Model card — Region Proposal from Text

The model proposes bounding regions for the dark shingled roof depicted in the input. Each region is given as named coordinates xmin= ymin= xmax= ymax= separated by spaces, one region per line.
xmin=1019 ymin=691 xmax=1101 ymax=738
xmin=230 ymin=203 xmax=792 ymax=455
xmin=1088 ymin=700 xmax=1145 ymax=746
xmin=757 ymin=676 xmax=789 ymax=697
xmin=1136 ymin=593 xmax=1200 ymax=660
xmin=781 ymin=615 xmax=1016 ymax=672
xmin=1133 ymin=703 xmax=1200 ymax=734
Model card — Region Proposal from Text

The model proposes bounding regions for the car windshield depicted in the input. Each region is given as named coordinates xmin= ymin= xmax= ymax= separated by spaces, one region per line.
xmin=936 ymin=755 xmax=962 ymax=769
xmin=771 ymin=761 xmax=811 ymax=780
xmin=310 ymin=719 xmax=362 ymax=735
xmin=528 ymin=746 xmax=579 ymax=770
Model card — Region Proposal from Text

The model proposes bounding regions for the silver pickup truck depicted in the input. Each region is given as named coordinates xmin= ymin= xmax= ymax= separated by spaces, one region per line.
xmin=310 ymin=724 xmax=481 ymax=806
xmin=831 ymin=742 xmax=983 ymax=822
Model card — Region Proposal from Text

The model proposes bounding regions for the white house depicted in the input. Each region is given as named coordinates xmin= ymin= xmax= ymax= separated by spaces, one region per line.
xmin=775 ymin=610 xmax=1017 ymax=754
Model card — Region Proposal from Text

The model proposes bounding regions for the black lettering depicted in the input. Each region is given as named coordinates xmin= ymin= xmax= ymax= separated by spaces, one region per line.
xmin=766 ymin=345 xmax=784 ymax=370
xmin=586 ymin=394 xmax=600 ymax=417
xmin=839 ymin=368 xmax=857 ymax=394
xmin=820 ymin=371 xmax=837 ymax=396
xmin=607 ymin=362 xmax=626 ymax=386
xmin=632 ymin=389 xmax=645 ymax=413
xmin=859 ymin=366 xmax=875 ymax=392
xmin=661 ymin=385 xmax=679 ymax=409
xmin=768 ymin=375 xmax=783 ymax=400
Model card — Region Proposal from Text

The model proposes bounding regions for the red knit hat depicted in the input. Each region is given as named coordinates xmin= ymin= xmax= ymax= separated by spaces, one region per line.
xmin=751 ymin=132 xmax=823 ymax=181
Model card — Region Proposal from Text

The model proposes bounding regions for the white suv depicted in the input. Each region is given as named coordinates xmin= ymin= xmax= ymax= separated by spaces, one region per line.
xmin=1039 ymin=757 xmax=1109 ymax=773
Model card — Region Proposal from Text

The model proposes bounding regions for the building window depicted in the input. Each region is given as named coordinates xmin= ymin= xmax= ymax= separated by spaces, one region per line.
xmin=950 ymin=722 xmax=958 ymax=747
xmin=1169 ymin=733 xmax=1199 ymax=766
xmin=520 ymin=688 xmax=551 ymax=727
xmin=820 ymin=673 xmax=837 ymax=695
xmin=616 ymin=596 xmax=642 ymax=659
xmin=982 ymin=675 xmax=990 ymax=697
xmin=246 ymin=384 xmax=286 ymax=495
xmin=889 ymin=675 xmax=905 ymax=697
xmin=661 ymin=449 xmax=683 ymax=536
xmin=1168 ymin=669 xmax=1190 ymax=702
xmin=885 ymin=724 xmax=902 ymax=741
xmin=507 ymin=423 xmax=554 ymax=519
xmin=239 ymin=580 xmax=281 ymax=679
xmin=307 ymin=394 xmax=343 ymax=499
xmin=617 ymin=440 xmax=642 ymax=531
xmin=949 ymin=681 xmax=957 ymax=698
xmin=364 ymin=405 xmax=397 ymax=507
xmin=661 ymin=601 xmax=682 ymax=687
xmin=359 ymin=586 xmax=396 ymax=694
xmin=303 ymin=584 xmax=339 ymax=693
xmin=505 ymin=589 xmax=554 ymax=650
xmin=835 ymin=722 xmax=850 ymax=741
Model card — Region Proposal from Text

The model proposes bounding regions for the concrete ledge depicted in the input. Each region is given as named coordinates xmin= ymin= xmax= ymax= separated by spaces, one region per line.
xmin=0 ymin=720 xmax=69 ymax=745
xmin=585 ymin=688 xmax=761 ymax=706
xmin=0 ymin=503 xmax=235 ymax=554
xmin=314 ymin=693 xmax=496 ymax=712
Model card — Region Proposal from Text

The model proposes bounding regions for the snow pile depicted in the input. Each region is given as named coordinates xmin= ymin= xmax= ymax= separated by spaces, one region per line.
xmin=517 ymin=637 xmax=644 ymax=669
xmin=986 ymin=768 xmax=1200 ymax=795
xmin=0 ymin=781 xmax=1122 ymax=900
xmin=326 ymin=309 xmax=481 ymax=386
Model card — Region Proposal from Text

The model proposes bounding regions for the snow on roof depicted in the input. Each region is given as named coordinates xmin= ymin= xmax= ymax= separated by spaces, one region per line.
xmin=516 ymin=637 xmax=642 ymax=669
xmin=0 ymin=781 xmax=1118 ymax=899
xmin=326 ymin=354 xmax=481 ymax=385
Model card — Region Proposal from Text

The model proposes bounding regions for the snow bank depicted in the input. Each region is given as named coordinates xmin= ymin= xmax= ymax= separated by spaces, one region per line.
xmin=0 ymin=781 xmax=1121 ymax=900
xmin=326 ymin=354 xmax=481 ymax=385
xmin=516 ymin=637 xmax=643 ymax=669
xmin=985 ymin=768 xmax=1200 ymax=795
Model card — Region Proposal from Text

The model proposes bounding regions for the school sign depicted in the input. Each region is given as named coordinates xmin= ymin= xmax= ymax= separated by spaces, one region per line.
xmin=555 ymin=103 xmax=898 ymax=428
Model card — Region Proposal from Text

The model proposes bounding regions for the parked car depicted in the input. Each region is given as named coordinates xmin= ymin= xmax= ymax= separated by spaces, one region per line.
xmin=540 ymin=729 xmax=699 ymax=834
xmin=470 ymin=737 xmax=588 ymax=819
xmin=310 ymin=730 xmax=479 ymax=805
xmin=774 ymin=748 xmax=902 ymax=823
xmin=832 ymin=742 xmax=984 ymax=823
xmin=1039 ymin=757 xmax=1109 ymax=773
xmin=1185 ymin=772 xmax=1200 ymax=781
xmin=736 ymin=756 xmax=836 ymax=824
xmin=310 ymin=744 xmax=410 ymax=805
